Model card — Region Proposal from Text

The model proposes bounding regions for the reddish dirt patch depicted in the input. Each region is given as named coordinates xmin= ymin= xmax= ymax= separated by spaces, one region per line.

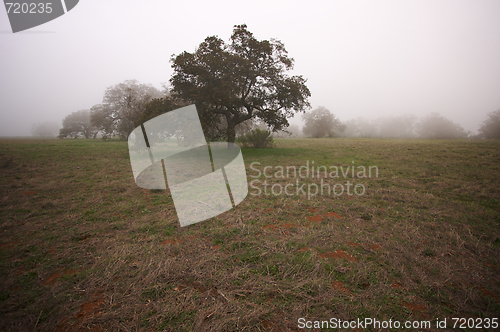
xmin=371 ymin=244 xmax=381 ymax=250
xmin=22 ymin=191 xmax=37 ymax=195
xmin=332 ymin=281 xmax=352 ymax=294
xmin=318 ymin=250 xmax=357 ymax=262
xmin=307 ymin=207 xmax=318 ymax=212
xmin=299 ymin=247 xmax=309 ymax=252
xmin=264 ymin=208 xmax=274 ymax=213
xmin=0 ymin=241 xmax=20 ymax=250
xmin=347 ymin=241 xmax=359 ymax=247
xmin=306 ymin=215 xmax=323 ymax=222
xmin=401 ymin=301 xmax=426 ymax=312
xmin=263 ymin=224 xmax=278 ymax=231
xmin=392 ymin=282 xmax=403 ymax=289
xmin=212 ymin=245 xmax=221 ymax=250
xmin=55 ymin=318 xmax=70 ymax=332
xmin=75 ymin=291 xmax=105 ymax=322
xmin=324 ymin=211 xmax=343 ymax=218
xmin=42 ymin=268 xmax=81 ymax=286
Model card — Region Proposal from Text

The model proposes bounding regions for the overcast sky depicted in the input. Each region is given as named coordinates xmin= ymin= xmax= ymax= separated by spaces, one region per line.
xmin=1 ymin=0 xmax=499 ymax=136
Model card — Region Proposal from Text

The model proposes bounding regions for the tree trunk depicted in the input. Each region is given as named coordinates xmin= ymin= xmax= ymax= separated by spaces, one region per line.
xmin=227 ymin=123 xmax=236 ymax=150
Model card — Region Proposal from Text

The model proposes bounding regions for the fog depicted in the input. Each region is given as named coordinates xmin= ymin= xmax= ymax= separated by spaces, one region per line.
xmin=1 ymin=0 xmax=499 ymax=136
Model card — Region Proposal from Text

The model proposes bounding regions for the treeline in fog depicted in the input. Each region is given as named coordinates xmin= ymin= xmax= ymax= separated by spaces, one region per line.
xmin=30 ymin=24 xmax=500 ymax=142
xmin=291 ymin=107 xmax=500 ymax=140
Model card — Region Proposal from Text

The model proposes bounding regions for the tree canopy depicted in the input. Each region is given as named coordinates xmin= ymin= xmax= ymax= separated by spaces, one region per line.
xmin=90 ymin=80 xmax=164 ymax=139
xmin=302 ymin=107 xmax=345 ymax=138
xmin=416 ymin=112 xmax=468 ymax=139
xmin=169 ymin=24 xmax=311 ymax=143
xmin=58 ymin=110 xmax=96 ymax=139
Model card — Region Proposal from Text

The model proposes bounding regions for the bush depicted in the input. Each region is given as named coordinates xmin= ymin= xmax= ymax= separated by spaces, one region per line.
xmin=237 ymin=129 xmax=275 ymax=148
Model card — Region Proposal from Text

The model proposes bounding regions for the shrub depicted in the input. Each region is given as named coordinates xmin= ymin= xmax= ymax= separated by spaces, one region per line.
xmin=237 ymin=129 xmax=275 ymax=148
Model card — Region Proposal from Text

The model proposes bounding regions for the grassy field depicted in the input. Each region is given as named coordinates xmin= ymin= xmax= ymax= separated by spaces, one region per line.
xmin=0 ymin=137 xmax=499 ymax=331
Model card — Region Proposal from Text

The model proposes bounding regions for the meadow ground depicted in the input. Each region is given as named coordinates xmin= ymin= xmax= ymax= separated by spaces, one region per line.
xmin=0 ymin=137 xmax=499 ymax=331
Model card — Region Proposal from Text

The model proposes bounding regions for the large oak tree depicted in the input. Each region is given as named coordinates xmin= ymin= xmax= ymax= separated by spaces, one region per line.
xmin=169 ymin=24 xmax=311 ymax=143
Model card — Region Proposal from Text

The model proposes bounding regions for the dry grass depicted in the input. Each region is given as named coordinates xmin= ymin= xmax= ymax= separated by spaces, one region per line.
xmin=0 ymin=137 xmax=499 ymax=331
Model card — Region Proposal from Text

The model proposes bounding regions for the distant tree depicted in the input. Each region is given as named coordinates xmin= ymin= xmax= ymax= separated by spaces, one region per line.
xmin=169 ymin=24 xmax=311 ymax=144
xmin=340 ymin=117 xmax=378 ymax=138
xmin=377 ymin=115 xmax=416 ymax=138
xmin=416 ymin=113 xmax=467 ymax=139
xmin=31 ymin=121 xmax=59 ymax=137
xmin=58 ymin=110 xmax=97 ymax=139
xmin=341 ymin=119 xmax=358 ymax=138
xmin=90 ymin=79 xmax=164 ymax=139
xmin=302 ymin=106 xmax=345 ymax=138
xmin=355 ymin=117 xmax=379 ymax=138
xmin=342 ymin=116 xmax=417 ymax=138
xmin=478 ymin=109 xmax=500 ymax=139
